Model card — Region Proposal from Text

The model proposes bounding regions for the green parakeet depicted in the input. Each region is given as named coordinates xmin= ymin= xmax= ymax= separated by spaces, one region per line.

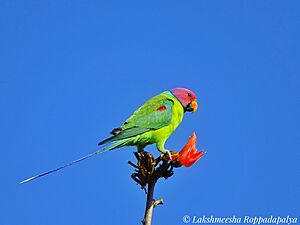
xmin=20 ymin=88 xmax=198 ymax=184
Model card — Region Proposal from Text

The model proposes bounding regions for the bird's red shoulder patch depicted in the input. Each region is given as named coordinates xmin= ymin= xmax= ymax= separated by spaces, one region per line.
xmin=156 ymin=105 xmax=167 ymax=111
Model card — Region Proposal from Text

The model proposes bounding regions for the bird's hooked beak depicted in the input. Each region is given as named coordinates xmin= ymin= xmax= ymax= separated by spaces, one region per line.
xmin=185 ymin=100 xmax=198 ymax=112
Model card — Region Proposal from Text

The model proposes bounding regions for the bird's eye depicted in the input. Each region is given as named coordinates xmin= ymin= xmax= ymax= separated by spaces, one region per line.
xmin=187 ymin=93 xmax=192 ymax=97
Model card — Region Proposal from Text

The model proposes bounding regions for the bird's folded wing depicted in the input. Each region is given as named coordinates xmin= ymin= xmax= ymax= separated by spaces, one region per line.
xmin=98 ymin=97 xmax=174 ymax=145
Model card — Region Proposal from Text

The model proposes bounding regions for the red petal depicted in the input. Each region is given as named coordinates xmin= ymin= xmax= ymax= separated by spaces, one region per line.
xmin=177 ymin=133 xmax=196 ymax=160
xmin=170 ymin=132 xmax=205 ymax=168
xmin=183 ymin=150 xmax=205 ymax=167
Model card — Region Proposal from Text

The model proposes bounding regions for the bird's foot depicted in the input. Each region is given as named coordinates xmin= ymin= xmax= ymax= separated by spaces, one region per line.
xmin=161 ymin=150 xmax=172 ymax=162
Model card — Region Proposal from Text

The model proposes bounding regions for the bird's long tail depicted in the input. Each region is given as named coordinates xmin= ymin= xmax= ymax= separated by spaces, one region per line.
xmin=19 ymin=140 xmax=127 ymax=184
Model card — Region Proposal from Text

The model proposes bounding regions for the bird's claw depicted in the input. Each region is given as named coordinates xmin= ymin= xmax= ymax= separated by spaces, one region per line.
xmin=161 ymin=150 xmax=172 ymax=162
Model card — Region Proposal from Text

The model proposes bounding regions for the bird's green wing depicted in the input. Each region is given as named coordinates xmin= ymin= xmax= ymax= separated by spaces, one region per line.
xmin=98 ymin=94 xmax=174 ymax=145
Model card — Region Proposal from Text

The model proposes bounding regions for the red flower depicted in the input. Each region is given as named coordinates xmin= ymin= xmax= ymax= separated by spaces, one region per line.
xmin=171 ymin=133 xmax=205 ymax=167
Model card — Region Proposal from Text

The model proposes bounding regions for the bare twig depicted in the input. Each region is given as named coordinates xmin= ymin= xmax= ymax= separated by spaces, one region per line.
xmin=143 ymin=182 xmax=164 ymax=225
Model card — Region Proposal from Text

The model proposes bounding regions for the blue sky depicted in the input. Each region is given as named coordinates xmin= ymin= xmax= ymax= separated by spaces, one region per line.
xmin=0 ymin=1 xmax=299 ymax=225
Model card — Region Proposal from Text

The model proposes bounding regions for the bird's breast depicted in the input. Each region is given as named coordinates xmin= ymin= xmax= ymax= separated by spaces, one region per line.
xmin=151 ymin=99 xmax=184 ymax=142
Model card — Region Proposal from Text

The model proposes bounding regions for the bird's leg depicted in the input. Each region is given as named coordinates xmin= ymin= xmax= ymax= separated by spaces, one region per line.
xmin=137 ymin=145 xmax=145 ymax=153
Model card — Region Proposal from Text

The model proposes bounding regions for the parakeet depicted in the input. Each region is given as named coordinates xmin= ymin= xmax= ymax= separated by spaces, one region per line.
xmin=20 ymin=88 xmax=198 ymax=184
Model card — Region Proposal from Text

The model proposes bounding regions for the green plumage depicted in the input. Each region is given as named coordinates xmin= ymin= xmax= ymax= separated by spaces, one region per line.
xmin=19 ymin=90 xmax=188 ymax=184
xmin=98 ymin=91 xmax=184 ymax=153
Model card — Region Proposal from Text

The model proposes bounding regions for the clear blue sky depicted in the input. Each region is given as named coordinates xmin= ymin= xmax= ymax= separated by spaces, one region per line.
xmin=0 ymin=1 xmax=299 ymax=225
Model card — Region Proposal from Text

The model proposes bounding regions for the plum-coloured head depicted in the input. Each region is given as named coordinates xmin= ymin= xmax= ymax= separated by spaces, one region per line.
xmin=170 ymin=88 xmax=198 ymax=112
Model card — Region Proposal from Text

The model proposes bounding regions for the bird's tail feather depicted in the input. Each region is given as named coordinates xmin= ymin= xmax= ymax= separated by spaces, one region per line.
xmin=19 ymin=140 xmax=128 ymax=184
